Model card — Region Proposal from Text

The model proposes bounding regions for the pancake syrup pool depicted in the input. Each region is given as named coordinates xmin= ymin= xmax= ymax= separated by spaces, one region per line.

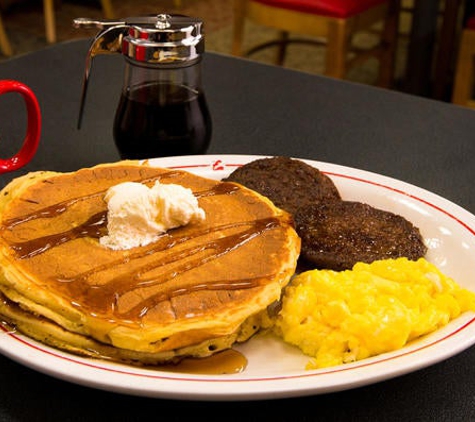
xmin=74 ymin=14 xmax=212 ymax=158
xmin=113 ymin=82 xmax=212 ymax=159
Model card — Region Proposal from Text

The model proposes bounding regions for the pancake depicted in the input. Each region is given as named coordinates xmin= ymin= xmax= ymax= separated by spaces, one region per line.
xmin=0 ymin=161 xmax=300 ymax=364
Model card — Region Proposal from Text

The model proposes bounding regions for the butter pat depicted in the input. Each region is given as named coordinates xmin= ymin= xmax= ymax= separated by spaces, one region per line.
xmin=100 ymin=181 xmax=205 ymax=250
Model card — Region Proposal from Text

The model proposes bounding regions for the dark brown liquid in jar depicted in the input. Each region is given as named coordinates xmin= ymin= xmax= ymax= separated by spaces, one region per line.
xmin=113 ymin=82 xmax=212 ymax=159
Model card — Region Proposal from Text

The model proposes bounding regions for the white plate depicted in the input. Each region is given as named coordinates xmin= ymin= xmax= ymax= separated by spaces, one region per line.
xmin=1 ymin=154 xmax=475 ymax=401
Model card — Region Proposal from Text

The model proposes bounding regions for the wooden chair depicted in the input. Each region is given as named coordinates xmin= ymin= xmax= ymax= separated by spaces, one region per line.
xmin=0 ymin=11 xmax=12 ymax=57
xmin=452 ymin=14 xmax=475 ymax=108
xmin=232 ymin=0 xmax=401 ymax=87
xmin=44 ymin=0 xmax=115 ymax=44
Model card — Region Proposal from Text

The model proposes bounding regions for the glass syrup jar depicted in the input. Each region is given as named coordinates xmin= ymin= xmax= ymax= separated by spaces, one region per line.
xmin=75 ymin=14 xmax=212 ymax=159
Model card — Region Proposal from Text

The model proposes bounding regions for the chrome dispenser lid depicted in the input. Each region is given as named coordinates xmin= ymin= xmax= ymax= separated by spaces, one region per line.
xmin=122 ymin=14 xmax=204 ymax=63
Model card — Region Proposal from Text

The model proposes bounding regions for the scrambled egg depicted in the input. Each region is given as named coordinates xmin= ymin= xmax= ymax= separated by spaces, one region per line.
xmin=274 ymin=258 xmax=475 ymax=369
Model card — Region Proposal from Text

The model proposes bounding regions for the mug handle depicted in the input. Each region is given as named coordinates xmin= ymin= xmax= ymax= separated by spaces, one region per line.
xmin=0 ymin=80 xmax=41 ymax=173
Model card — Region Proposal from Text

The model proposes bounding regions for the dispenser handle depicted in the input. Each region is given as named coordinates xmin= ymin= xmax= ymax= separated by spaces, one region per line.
xmin=72 ymin=17 xmax=125 ymax=29
xmin=76 ymin=24 xmax=127 ymax=129
xmin=73 ymin=15 xmax=172 ymax=31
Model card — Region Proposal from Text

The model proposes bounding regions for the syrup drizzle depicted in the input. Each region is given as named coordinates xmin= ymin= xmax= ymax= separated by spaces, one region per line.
xmin=8 ymin=182 xmax=242 ymax=260
xmin=1 ymin=170 xmax=185 ymax=229
xmin=10 ymin=212 xmax=107 ymax=259
xmin=158 ymin=349 xmax=247 ymax=374
xmin=15 ymin=215 xmax=279 ymax=321
xmin=2 ymin=176 xmax=287 ymax=322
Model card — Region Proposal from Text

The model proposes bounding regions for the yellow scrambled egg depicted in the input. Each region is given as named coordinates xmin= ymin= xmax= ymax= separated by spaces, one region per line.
xmin=274 ymin=257 xmax=475 ymax=369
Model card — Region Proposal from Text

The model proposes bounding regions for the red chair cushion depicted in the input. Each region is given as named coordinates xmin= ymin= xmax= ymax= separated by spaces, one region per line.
xmin=252 ymin=0 xmax=388 ymax=18
xmin=467 ymin=14 xmax=475 ymax=30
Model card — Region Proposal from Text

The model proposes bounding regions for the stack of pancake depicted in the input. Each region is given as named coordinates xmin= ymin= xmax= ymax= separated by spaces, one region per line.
xmin=0 ymin=161 xmax=300 ymax=365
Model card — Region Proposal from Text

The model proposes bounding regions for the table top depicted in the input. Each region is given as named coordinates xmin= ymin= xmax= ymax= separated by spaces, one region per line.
xmin=1 ymin=38 xmax=475 ymax=421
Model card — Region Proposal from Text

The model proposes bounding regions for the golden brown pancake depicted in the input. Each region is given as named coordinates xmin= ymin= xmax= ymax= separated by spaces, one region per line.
xmin=0 ymin=161 xmax=300 ymax=364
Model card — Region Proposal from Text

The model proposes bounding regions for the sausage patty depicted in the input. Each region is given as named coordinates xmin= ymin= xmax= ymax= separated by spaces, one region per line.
xmin=223 ymin=156 xmax=341 ymax=215
xmin=295 ymin=201 xmax=428 ymax=271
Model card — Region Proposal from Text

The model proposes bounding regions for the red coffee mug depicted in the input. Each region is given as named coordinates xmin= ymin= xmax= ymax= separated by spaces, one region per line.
xmin=0 ymin=80 xmax=41 ymax=173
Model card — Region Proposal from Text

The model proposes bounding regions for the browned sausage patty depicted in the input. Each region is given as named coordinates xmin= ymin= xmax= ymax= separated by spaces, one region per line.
xmin=223 ymin=156 xmax=341 ymax=215
xmin=295 ymin=201 xmax=428 ymax=271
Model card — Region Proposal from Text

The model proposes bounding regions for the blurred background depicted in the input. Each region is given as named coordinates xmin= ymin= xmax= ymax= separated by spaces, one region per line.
xmin=0 ymin=0 xmax=472 ymax=106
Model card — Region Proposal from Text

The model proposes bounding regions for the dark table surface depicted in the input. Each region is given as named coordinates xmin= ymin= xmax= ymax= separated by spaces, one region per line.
xmin=1 ymin=38 xmax=475 ymax=421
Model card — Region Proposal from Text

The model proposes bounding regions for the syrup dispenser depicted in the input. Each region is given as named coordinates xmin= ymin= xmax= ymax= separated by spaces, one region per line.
xmin=74 ymin=14 xmax=212 ymax=159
